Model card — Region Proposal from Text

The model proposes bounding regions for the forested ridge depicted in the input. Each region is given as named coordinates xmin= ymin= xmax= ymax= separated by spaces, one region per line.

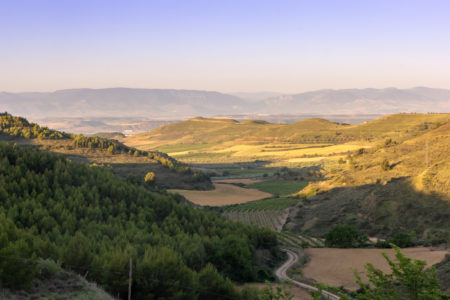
xmin=0 ymin=142 xmax=280 ymax=299
xmin=0 ymin=112 xmax=69 ymax=139
xmin=0 ymin=112 xmax=202 ymax=177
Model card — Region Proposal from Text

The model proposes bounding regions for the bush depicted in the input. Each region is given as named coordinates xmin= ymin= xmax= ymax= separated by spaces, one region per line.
xmin=381 ymin=158 xmax=390 ymax=171
xmin=36 ymin=258 xmax=63 ymax=279
xmin=325 ymin=225 xmax=367 ymax=248
xmin=144 ymin=171 xmax=156 ymax=184
xmin=390 ymin=232 xmax=415 ymax=248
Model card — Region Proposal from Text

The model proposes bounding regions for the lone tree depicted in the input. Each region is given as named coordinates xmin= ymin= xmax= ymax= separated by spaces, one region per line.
xmin=144 ymin=172 xmax=156 ymax=185
xmin=353 ymin=246 xmax=447 ymax=299
xmin=325 ymin=225 xmax=367 ymax=248
xmin=381 ymin=158 xmax=390 ymax=171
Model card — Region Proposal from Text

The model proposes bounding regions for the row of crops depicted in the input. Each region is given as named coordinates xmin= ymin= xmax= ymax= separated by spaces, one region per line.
xmin=223 ymin=208 xmax=325 ymax=247
xmin=277 ymin=231 xmax=325 ymax=248
xmin=223 ymin=196 xmax=325 ymax=247
xmin=222 ymin=209 xmax=289 ymax=232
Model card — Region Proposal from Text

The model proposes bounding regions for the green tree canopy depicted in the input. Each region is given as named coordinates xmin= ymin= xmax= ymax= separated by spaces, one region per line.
xmin=325 ymin=225 xmax=367 ymax=248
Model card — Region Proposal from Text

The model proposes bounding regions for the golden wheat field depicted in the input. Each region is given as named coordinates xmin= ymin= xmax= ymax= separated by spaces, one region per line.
xmin=169 ymin=183 xmax=272 ymax=206
xmin=302 ymin=247 xmax=449 ymax=290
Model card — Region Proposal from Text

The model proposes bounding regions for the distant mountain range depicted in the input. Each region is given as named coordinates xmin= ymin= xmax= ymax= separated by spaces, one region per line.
xmin=1 ymin=87 xmax=449 ymax=118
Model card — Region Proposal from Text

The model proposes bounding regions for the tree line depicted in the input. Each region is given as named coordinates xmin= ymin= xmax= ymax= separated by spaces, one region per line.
xmin=0 ymin=112 xmax=69 ymax=139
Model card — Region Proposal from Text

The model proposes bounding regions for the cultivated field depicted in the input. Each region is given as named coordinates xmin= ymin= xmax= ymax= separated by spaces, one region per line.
xmin=215 ymin=178 xmax=263 ymax=184
xmin=223 ymin=208 xmax=290 ymax=232
xmin=168 ymin=142 xmax=369 ymax=165
xmin=302 ymin=247 xmax=450 ymax=290
xmin=169 ymin=183 xmax=272 ymax=206
xmin=246 ymin=180 xmax=308 ymax=196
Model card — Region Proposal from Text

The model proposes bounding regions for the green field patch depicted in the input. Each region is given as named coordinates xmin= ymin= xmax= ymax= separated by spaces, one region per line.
xmin=246 ymin=180 xmax=308 ymax=196
xmin=227 ymin=197 xmax=299 ymax=211
xmin=154 ymin=143 xmax=218 ymax=153
xmin=222 ymin=168 xmax=273 ymax=177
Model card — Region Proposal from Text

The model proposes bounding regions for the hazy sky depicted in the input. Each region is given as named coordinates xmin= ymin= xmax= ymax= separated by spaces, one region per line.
xmin=1 ymin=0 xmax=450 ymax=93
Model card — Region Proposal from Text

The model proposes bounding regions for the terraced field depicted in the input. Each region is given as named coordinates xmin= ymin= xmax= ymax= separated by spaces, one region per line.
xmin=223 ymin=208 xmax=290 ymax=232
xmin=223 ymin=196 xmax=325 ymax=248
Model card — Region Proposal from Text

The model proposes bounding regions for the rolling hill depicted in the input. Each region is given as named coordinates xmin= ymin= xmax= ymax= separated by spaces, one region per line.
xmin=124 ymin=112 xmax=450 ymax=246
xmin=286 ymin=120 xmax=450 ymax=243
xmin=123 ymin=114 xmax=450 ymax=150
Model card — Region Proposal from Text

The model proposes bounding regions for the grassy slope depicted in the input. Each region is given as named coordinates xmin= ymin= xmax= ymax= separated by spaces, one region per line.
xmin=1 ymin=260 xmax=113 ymax=300
xmin=287 ymin=121 xmax=450 ymax=242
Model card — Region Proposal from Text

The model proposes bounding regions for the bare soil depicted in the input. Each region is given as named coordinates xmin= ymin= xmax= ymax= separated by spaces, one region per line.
xmin=302 ymin=247 xmax=449 ymax=290
xmin=169 ymin=183 xmax=271 ymax=206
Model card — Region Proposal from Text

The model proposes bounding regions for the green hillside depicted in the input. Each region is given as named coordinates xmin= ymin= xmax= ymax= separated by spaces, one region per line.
xmin=0 ymin=142 xmax=280 ymax=299
xmin=0 ymin=113 xmax=212 ymax=190
xmin=0 ymin=112 xmax=70 ymax=139
xmin=1 ymin=258 xmax=114 ymax=299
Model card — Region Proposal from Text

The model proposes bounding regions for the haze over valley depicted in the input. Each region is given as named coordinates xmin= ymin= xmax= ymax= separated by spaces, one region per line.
xmin=1 ymin=1 xmax=450 ymax=299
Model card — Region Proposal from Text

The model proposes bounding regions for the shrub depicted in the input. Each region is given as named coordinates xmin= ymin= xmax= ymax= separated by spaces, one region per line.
xmin=325 ymin=225 xmax=367 ymax=248
xmin=144 ymin=172 xmax=156 ymax=184
xmin=381 ymin=158 xmax=390 ymax=171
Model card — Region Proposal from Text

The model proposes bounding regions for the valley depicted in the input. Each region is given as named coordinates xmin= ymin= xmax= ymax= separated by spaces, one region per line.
xmin=4 ymin=2 xmax=450 ymax=298
xmin=1 ymin=112 xmax=449 ymax=299
xmin=120 ymin=112 xmax=450 ymax=297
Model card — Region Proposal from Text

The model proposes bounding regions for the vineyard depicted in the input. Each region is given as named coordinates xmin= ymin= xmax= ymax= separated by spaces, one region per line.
xmin=277 ymin=231 xmax=325 ymax=248
xmin=223 ymin=197 xmax=325 ymax=247
xmin=223 ymin=208 xmax=289 ymax=232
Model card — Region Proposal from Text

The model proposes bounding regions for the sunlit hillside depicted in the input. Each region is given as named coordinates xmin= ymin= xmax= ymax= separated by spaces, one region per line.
xmin=122 ymin=114 xmax=449 ymax=166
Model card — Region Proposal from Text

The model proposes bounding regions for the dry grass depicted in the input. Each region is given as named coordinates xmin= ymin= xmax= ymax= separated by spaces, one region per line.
xmin=302 ymin=247 xmax=449 ymax=290
xmin=169 ymin=183 xmax=272 ymax=206
xmin=211 ymin=143 xmax=367 ymax=159
xmin=164 ymin=142 xmax=369 ymax=164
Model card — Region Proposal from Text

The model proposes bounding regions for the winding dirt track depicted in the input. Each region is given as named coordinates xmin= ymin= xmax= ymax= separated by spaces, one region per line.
xmin=276 ymin=249 xmax=340 ymax=300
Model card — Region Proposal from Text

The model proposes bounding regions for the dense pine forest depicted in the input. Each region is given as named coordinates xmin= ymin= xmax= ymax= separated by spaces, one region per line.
xmin=0 ymin=112 xmax=69 ymax=139
xmin=0 ymin=142 xmax=280 ymax=299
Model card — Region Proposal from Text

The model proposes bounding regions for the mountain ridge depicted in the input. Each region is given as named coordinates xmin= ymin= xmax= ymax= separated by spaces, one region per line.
xmin=1 ymin=87 xmax=449 ymax=119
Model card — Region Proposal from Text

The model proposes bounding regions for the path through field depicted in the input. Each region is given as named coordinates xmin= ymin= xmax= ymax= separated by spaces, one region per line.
xmin=276 ymin=249 xmax=340 ymax=300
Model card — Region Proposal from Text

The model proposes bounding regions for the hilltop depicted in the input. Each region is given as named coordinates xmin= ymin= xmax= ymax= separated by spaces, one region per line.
xmin=123 ymin=113 xmax=450 ymax=150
